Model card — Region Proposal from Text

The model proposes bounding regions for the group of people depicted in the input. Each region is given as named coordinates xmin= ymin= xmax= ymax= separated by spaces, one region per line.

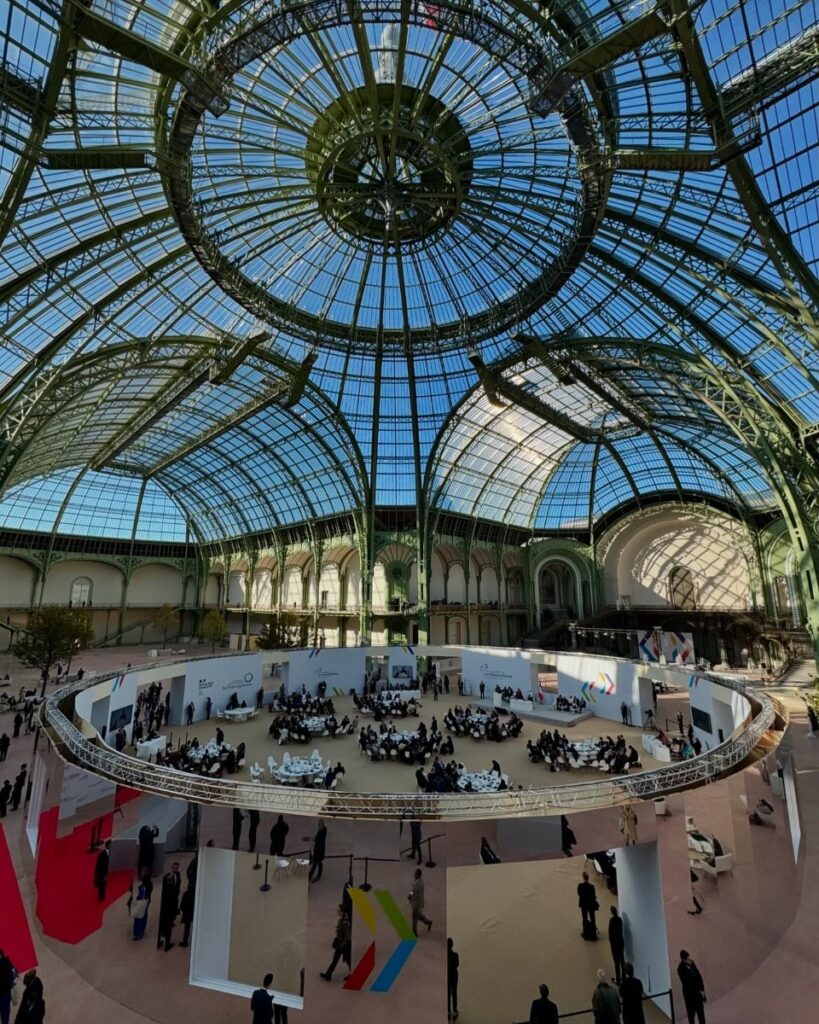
xmin=554 ymin=693 xmax=588 ymax=714
xmin=358 ymin=719 xmax=454 ymax=763
xmin=494 ymin=685 xmax=530 ymax=703
xmin=443 ymin=706 xmax=523 ymax=741
xmin=353 ymin=692 xmax=420 ymax=719
xmin=159 ymin=737 xmax=246 ymax=777
xmin=269 ymin=690 xmax=335 ymax=717
xmin=268 ymin=713 xmax=355 ymax=744
xmin=133 ymin=681 xmax=169 ymax=739
xmin=0 ymin=953 xmax=45 ymax=1024
xmin=0 ymin=763 xmax=27 ymax=818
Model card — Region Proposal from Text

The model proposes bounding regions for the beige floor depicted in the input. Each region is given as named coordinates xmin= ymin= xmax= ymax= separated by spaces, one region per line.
xmin=447 ymin=857 xmax=668 ymax=1023
xmin=160 ymin=691 xmax=664 ymax=794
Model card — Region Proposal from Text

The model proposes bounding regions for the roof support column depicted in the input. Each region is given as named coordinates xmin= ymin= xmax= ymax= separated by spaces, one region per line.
xmin=494 ymin=546 xmax=507 ymax=647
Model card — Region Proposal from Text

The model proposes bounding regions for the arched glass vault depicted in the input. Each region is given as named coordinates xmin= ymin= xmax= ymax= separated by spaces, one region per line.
xmin=0 ymin=0 xmax=817 ymax=566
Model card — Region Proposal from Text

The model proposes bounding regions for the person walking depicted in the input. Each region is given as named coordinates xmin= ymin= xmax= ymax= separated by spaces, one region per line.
xmin=0 ymin=781 xmax=11 ymax=818
xmin=528 ymin=982 xmax=559 ymax=1024
xmin=93 ymin=840 xmax=111 ymax=902
xmin=0 ymin=948 xmax=16 ymax=1024
xmin=677 ymin=950 xmax=706 ymax=1024
xmin=0 ymin=733 xmax=9 ymax=762
xmin=12 ymin=714 xmax=22 ymax=739
xmin=156 ymin=871 xmax=179 ymax=951
xmin=269 ymin=815 xmax=289 ymax=856
xmin=308 ymin=820 xmax=327 ymax=882
xmin=592 ymin=968 xmax=621 ymax=1023
xmin=608 ymin=907 xmax=626 ymax=985
xmin=250 ymin=974 xmax=275 ymax=1024
xmin=137 ymin=823 xmax=159 ymax=875
xmin=179 ymin=883 xmax=195 ymax=947
xmin=409 ymin=868 xmax=432 ymax=935
xmin=408 ymin=820 xmax=423 ymax=865
xmin=129 ymin=870 xmax=153 ymax=940
xmin=13 ymin=970 xmax=44 ymax=1024
xmin=320 ymin=904 xmax=352 ymax=982
xmin=232 ymin=808 xmax=244 ymax=852
xmin=10 ymin=765 xmax=26 ymax=812
xmin=479 ymin=836 xmax=501 ymax=864
xmin=577 ymin=871 xmax=598 ymax=938
xmin=447 ymin=938 xmax=459 ymax=1021
xmin=561 ymin=815 xmax=577 ymax=857
xmin=247 ymin=810 xmax=260 ymax=853
xmin=805 ymin=699 xmax=819 ymax=735
xmin=619 ymin=963 xmax=645 ymax=1024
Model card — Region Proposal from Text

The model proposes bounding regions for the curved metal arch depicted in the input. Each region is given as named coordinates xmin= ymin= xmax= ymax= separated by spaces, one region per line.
xmin=158 ymin=455 xmax=264 ymax=539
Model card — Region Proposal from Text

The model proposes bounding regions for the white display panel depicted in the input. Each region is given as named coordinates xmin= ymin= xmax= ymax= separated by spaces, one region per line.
xmin=556 ymin=653 xmax=653 ymax=725
xmin=286 ymin=646 xmax=366 ymax=693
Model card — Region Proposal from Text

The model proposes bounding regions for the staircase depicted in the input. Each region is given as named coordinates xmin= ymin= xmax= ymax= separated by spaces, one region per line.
xmin=777 ymin=658 xmax=816 ymax=688
xmin=91 ymin=611 xmax=180 ymax=648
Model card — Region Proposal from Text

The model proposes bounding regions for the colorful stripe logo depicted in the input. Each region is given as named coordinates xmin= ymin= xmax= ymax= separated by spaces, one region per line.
xmin=344 ymin=887 xmax=416 ymax=992
xmin=308 ymin=648 xmax=321 ymax=659
xmin=580 ymin=671 xmax=615 ymax=703
xmin=110 ymin=673 xmax=125 ymax=693
xmin=688 ymin=674 xmax=700 ymax=689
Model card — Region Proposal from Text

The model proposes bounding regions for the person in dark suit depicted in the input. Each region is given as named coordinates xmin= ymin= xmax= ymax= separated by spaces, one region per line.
xmin=232 ymin=808 xmax=244 ymax=851
xmin=93 ymin=840 xmax=111 ymax=901
xmin=447 ymin=938 xmax=459 ymax=1021
xmin=0 ymin=781 xmax=11 ymax=818
xmin=248 ymin=810 xmax=260 ymax=853
xmin=320 ymin=905 xmax=352 ymax=981
xmin=179 ymin=883 xmax=195 ymax=947
xmin=619 ymin=963 xmax=645 ymax=1024
xmin=479 ymin=837 xmax=501 ymax=864
xmin=250 ymin=974 xmax=275 ymax=1024
xmin=156 ymin=871 xmax=179 ymax=951
xmin=269 ymin=815 xmax=289 ymax=855
xmin=677 ymin=950 xmax=706 ymax=1024
xmin=10 ymin=765 xmax=26 ymax=812
xmin=137 ymin=823 xmax=159 ymax=874
xmin=529 ymin=983 xmax=559 ymax=1024
xmin=577 ymin=871 xmax=598 ymax=935
xmin=168 ymin=861 xmax=182 ymax=903
xmin=408 ymin=820 xmax=423 ymax=865
xmin=186 ymin=702 xmax=195 ymax=726
xmin=309 ymin=820 xmax=327 ymax=882
xmin=608 ymin=906 xmax=626 ymax=984
xmin=205 ymin=697 xmax=212 ymax=720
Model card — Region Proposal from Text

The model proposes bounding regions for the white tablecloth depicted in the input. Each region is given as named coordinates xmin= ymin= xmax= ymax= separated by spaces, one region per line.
xmin=186 ymin=741 xmax=231 ymax=764
xmin=223 ymin=707 xmax=254 ymax=722
xmin=136 ymin=736 xmax=167 ymax=760
xmin=303 ymin=717 xmax=328 ymax=734
xmin=380 ymin=690 xmax=421 ymax=702
xmin=642 ymin=735 xmax=671 ymax=761
xmin=457 ymin=770 xmax=501 ymax=793
xmin=276 ymin=757 xmax=324 ymax=783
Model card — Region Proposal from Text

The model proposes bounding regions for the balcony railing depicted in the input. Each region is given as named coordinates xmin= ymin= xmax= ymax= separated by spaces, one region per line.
xmin=41 ymin=653 xmax=781 ymax=821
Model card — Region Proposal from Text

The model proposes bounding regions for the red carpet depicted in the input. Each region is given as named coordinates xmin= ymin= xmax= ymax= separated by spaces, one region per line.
xmin=0 ymin=822 xmax=38 ymax=972
xmin=34 ymin=807 xmax=133 ymax=943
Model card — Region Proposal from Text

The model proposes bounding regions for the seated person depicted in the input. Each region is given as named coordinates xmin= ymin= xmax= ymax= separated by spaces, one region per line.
xmin=480 ymin=837 xmax=501 ymax=864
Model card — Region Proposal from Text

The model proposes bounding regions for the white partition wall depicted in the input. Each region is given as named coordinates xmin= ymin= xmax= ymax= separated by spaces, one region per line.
xmin=387 ymin=644 xmax=417 ymax=682
xmin=460 ymin=647 xmax=538 ymax=696
xmin=183 ymin=654 xmax=262 ymax=719
xmin=286 ymin=646 xmax=366 ymax=693
xmin=615 ymin=842 xmax=672 ymax=1017
xmin=556 ymin=653 xmax=653 ymax=724
xmin=687 ymin=673 xmax=748 ymax=748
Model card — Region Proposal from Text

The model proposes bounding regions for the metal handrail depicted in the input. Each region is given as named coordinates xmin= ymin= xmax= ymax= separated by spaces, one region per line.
xmin=42 ymin=654 xmax=779 ymax=821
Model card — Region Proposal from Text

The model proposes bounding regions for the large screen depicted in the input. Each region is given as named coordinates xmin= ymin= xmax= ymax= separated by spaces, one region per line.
xmin=691 ymin=706 xmax=712 ymax=734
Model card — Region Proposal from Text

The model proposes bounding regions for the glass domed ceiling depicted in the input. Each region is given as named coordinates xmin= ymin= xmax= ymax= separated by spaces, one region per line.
xmin=0 ymin=0 xmax=816 ymax=541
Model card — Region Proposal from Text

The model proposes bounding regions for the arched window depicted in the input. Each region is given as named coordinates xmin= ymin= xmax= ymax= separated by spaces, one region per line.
xmin=539 ymin=567 xmax=557 ymax=605
xmin=70 ymin=576 xmax=93 ymax=607
xmin=669 ymin=567 xmax=696 ymax=610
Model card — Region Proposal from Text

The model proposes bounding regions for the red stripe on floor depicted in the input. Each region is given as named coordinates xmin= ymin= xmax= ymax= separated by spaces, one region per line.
xmin=0 ymin=822 xmax=37 ymax=972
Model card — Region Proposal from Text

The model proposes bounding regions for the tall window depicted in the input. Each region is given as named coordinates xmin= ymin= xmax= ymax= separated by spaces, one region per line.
xmin=70 ymin=576 xmax=93 ymax=607
xmin=669 ymin=567 xmax=696 ymax=610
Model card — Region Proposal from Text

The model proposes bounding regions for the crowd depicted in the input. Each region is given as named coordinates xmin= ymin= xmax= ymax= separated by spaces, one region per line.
xmin=353 ymin=692 xmax=420 ymax=718
xmin=268 ymin=713 xmax=356 ymax=744
xmin=527 ymin=732 xmax=640 ymax=774
xmin=443 ymin=705 xmax=523 ymax=741
xmin=158 ymin=737 xmax=246 ymax=777
xmin=555 ymin=694 xmax=587 ymax=714
xmin=494 ymin=685 xmax=530 ymax=702
xmin=133 ymin=681 xmax=169 ymax=740
xmin=357 ymin=718 xmax=454 ymax=763
xmin=269 ymin=690 xmax=335 ymax=716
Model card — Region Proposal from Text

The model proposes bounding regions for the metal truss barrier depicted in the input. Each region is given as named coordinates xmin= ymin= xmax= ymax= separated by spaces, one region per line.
xmin=42 ymin=655 xmax=779 ymax=821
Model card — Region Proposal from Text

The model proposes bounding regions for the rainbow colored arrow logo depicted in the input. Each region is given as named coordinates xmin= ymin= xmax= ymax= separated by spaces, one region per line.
xmin=344 ymin=887 xmax=417 ymax=992
xmin=581 ymin=671 xmax=615 ymax=702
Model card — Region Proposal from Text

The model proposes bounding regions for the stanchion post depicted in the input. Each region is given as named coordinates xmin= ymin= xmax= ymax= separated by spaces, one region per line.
xmin=260 ymin=858 xmax=271 ymax=892
xmin=425 ymin=838 xmax=436 ymax=868
xmin=253 ymin=852 xmax=262 ymax=871
xmin=360 ymin=856 xmax=372 ymax=892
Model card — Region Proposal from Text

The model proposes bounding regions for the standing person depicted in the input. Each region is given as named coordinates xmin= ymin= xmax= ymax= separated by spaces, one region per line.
xmin=608 ymin=907 xmax=626 ymax=985
xmin=620 ymin=701 xmax=628 ymax=726
xmin=269 ymin=815 xmax=289 ymax=855
xmin=247 ymin=810 xmax=260 ymax=854
xmin=257 ymin=687 xmax=264 ymax=710
xmin=676 ymin=710 xmax=684 ymax=735
xmin=528 ymin=983 xmax=559 ymax=1024
xmin=619 ymin=806 xmax=638 ymax=846
xmin=10 ymin=765 xmax=26 ymax=812
xmin=186 ymin=702 xmax=195 ymax=726
xmin=592 ymin=968 xmax=621 ymax=1023
xmin=0 ymin=948 xmax=16 ymax=1024
xmin=479 ymin=680 xmax=485 ymax=700
xmin=12 ymin=714 xmax=22 ymax=739
xmin=408 ymin=820 xmax=423 ymax=865
xmin=137 ymin=823 xmax=159 ymax=875
xmin=156 ymin=871 xmax=179 ymax=951
xmin=677 ymin=950 xmax=706 ymax=1024
xmin=577 ymin=871 xmax=598 ymax=938
xmin=447 ymin=938 xmax=459 ymax=1021
xmin=0 ymin=781 xmax=10 ymax=818
xmin=479 ymin=836 xmax=501 ymax=864
xmin=320 ymin=905 xmax=351 ymax=982
xmin=129 ymin=870 xmax=153 ymax=940
xmin=250 ymin=974 xmax=275 ymax=1024
xmin=444 ymin=674 xmax=450 ymax=695
xmin=409 ymin=867 xmax=432 ymax=935
xmin=232 ymin=808 xmax=244 ymax=852
xmin=179 ymin=883 xmax=195 ymax=947
xmin=13 ymin=970 xmax=44 ymax=1024
xmin=205 ymin=697 xmax=212 ymax=721
xmin=308 ymin=820 xmax=327 ymax=882
xmin=561 ymin=815 xmax=577 ymax=857
xmin=805 ymin=699 xmax=818 ymax=735
xmin=619 ymin=963 xmax=645 ymax=1024
xmin=0 ymin=733 xmax=9 ymax=762
xmin=93 ymin=840 xmax=111 ymax=902
xmin=644 ymin=708 xmax=655 ymax=730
